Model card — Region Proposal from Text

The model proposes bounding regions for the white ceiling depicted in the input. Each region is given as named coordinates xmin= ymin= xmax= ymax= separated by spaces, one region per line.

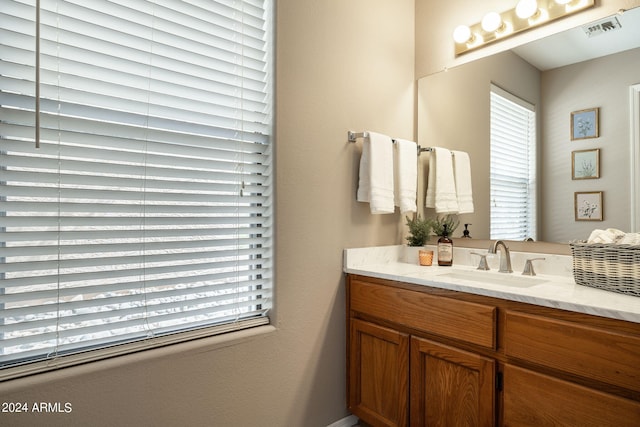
xmin=512 ymin=6 xmax=640 ymax=71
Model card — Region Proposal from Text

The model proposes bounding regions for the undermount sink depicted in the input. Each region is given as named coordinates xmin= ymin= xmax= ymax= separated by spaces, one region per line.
xmin=438 ymin=270 xmax=547 ymax=288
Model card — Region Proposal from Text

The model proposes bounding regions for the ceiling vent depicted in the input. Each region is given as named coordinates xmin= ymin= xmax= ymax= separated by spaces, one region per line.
xmin=582 ymin=16 xmax=622 ymax=38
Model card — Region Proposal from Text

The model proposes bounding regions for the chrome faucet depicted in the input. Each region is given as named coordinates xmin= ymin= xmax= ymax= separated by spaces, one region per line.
xmin=488 ymin=240 xmax=513 ymax=273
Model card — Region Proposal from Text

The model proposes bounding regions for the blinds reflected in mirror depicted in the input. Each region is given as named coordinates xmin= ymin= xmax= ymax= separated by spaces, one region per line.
xmin=490 ymin=84 xmax=537 ymax=241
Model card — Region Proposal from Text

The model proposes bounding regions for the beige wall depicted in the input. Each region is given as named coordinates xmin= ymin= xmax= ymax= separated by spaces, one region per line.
xmin=0 ymin=1 xmax=415 ymax=426
xmin=541 ymin=47 xmax=640 ymax=242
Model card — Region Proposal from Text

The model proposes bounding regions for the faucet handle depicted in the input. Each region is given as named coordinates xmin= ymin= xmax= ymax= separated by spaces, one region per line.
xmin=522 ymin=257 xmax=545 ymax=276
xmin=470 ymin=252 xmax=490 ymax=271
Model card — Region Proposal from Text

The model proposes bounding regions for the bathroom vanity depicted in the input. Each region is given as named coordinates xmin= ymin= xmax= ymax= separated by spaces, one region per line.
xmin=344 ymin=246 xmax=640 ymax=427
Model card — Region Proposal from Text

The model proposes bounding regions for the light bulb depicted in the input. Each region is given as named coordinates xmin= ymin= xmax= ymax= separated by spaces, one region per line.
xmin=453 ymin=25 xmax=472 ymax=43
xmin=481 ymin=12 xmax=503 ymax=32
xmin=516 ymin=0 xmax=538 ymax=19
xmin=555 ymin=0 xmax=572 ymax=4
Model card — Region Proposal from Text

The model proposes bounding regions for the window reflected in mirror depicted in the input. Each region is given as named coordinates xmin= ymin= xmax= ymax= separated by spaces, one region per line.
xmin=490 ymin=84 xmax=537 ymax=241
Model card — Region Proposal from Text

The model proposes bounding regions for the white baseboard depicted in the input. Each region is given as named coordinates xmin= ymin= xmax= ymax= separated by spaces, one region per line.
xmin=326 ymin=414 xmax=358 ymax=427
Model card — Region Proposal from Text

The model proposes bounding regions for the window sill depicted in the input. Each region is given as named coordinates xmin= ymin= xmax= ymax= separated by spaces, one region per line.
xmin=0 ymin=324 xmax=276 ymax=384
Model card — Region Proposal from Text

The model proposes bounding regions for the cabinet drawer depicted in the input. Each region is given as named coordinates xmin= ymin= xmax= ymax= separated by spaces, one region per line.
xmin=350 ymin=279 xmax=496 ymax=349
xmin=504 ymin=364 xmax=640 ymax=426
xmin=504 ymin=310 xmax=640 ymax=393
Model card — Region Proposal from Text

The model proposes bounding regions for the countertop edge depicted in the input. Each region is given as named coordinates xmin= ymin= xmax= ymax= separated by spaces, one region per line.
xmin=344 ymin=264 xmax=640 ymax=324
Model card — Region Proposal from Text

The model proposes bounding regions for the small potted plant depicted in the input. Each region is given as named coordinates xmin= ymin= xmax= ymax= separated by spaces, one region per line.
xmin=405 ymin=215 xmax=433 ymax=265
xmin=429 ymin=214 xmax=460 ymax=238
xmin=406 ymin=214 xmax=431 ymax=247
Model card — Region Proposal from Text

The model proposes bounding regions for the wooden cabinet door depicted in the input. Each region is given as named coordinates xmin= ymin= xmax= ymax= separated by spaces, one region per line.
xmin=503 ymin=364 xmax=640 ymax=427
xmin=349 ymin=318 xmax=409 ymax=427
xmin=410 ymin=336 xmax=496 ymax=427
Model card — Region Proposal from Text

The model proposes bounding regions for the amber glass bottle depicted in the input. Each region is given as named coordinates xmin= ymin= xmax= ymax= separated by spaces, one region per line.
xmin=437 ymin=224 xmax=453 ymax=266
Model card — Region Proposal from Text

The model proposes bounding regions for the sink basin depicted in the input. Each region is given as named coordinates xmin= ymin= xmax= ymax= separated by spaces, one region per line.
xmin=438 ymin=270 xmax=547 ymax=288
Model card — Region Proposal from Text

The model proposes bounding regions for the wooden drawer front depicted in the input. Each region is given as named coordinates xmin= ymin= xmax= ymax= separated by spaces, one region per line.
xmin=505 ymin=310 xmax=640 ymax=393
xmin=504 ymin=364 xmax=640 ymax=427
xmin=350 ymin=279 xmax=496 ymax=349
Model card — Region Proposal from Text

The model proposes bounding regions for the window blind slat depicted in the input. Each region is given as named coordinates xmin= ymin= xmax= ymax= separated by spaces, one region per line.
xmin=1 ymin=263 xmax=272 ymax=295
xmin=0 ymin=210 xmax=270 ymax=227
xmin=0 ymin=225 xmax=270 ymax=245
xmin=1 ymin=293 xmax=271 ymax=348
xmin=0 ymin=246 xmax=271 ymax=274
xmin=1 ymin=284 xmax=271 ymax=324
xmin=0 ymin=170 xmax=268 ymax=194
xmin=1 ymin=278 xmax=270 ymax=315
xmin=1 ymin=253 xmax=271 ymax=286
xmin=0 ymin=151 xmax=270 ymax=186
xmin=0 ymin=299 xmax=270 ymax=362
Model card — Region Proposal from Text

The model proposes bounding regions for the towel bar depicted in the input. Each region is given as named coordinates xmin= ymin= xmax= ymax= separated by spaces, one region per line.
xmin=348 ymin=130 xmax=435 ymax=154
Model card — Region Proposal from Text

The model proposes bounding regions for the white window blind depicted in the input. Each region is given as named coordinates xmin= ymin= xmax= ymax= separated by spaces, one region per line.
xmin=0 ymin=0 xmax=273 ymax=372
xmin=490 ymin=84 xmax=537 ymax=240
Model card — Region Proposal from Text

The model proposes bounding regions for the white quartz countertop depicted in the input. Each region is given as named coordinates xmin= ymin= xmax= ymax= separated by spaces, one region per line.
xmin=344 ymin=245 xmax=640 ymax=324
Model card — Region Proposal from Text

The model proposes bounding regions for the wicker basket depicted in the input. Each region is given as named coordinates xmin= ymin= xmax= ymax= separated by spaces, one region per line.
xmin=570 ymin=242 xmax=640 ymax=297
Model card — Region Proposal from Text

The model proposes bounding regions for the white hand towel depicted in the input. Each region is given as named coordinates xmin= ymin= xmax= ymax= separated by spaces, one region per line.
xmin=587 ymin=228 xmax=625 ymax=244
xmin=356 ymin=131 xmax=395 ymax=214
xmin=393 ymin=138 xmax=417 ymax=214
xmin=620 ymin=232 xmax=640 ymax=245
xmin=451 ymin=150 xmax=474 ymax=214
xmin=425 ymin=147 xmax=459 ymax=213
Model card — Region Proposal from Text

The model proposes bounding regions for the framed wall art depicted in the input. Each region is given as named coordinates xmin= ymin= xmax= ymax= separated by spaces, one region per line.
xmin=574 ymin=191 xmax=603 ymax=221
xmin=571 ymin=108 xmax=599 ymax=140
xmin=572 ymin=148 xmax=600 ymax=179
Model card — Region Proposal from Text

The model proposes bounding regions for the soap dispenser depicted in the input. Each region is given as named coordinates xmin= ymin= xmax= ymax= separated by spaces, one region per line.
xmin=437 ymin=224 xmax=453 ymax=266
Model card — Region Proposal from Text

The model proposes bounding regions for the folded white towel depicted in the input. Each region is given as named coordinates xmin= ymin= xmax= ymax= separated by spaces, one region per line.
xmin=356 ymin=131 xmax=395 ymax=214
xmin=425 ymin=147 xmax=459 ymax=213
xmin=620 ymin=233 xmax=640 ymax=245
xmin=393 ymin=138 xmax=417 ymax=214
xmin=587 ymin=228 xmax=626 ymax=244
xmin=451 ymin=150 xmax=474 ymax=214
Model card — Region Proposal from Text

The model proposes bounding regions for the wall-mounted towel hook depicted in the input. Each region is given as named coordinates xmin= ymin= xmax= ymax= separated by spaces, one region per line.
xmin=348 ymin=131 xmax=368 ymax=142
xmin=349 ymin=131 xmax=401 ymax=145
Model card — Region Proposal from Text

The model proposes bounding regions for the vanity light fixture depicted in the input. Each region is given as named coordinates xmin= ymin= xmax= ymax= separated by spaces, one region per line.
xmin=452 ymin=25 xmax=473 ymax=44
xmin=454 ymin=0 xmax=595 ymax=55
xmin=481 ymin=12 xmax=504 ymax=32
xmin=516 ymin=0 xmax=539 ymax=19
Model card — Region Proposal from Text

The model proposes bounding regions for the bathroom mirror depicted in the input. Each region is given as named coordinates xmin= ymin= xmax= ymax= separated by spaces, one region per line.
xmin=418 ymin=7 xmax=640 ymax=244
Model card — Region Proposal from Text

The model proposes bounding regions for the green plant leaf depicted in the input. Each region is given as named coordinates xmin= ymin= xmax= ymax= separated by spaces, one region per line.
xmin=429 ymin=214 xmax=460 ymax=237
xmin=405 ymin=215 xmax=431 ymax=246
